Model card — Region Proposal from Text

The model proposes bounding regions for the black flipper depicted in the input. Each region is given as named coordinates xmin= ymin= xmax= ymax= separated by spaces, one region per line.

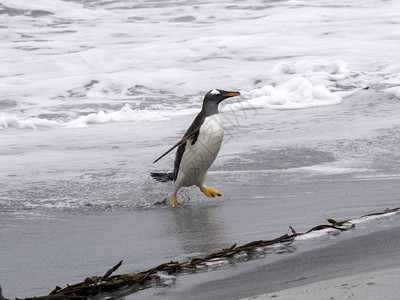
xmin=153 ymin=131 xmax=198 ymax=164
xmin=153 ymin=110 xmax=206 ymax=164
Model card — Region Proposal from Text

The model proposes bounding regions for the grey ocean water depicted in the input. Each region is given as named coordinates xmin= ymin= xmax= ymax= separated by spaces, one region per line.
xmin=1 ymin=0 xmax=400 ymax=298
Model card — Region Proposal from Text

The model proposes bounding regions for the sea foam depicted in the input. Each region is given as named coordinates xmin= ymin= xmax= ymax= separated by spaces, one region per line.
xmin=224 ymin=77 xmax=343 ymax=111
xmin=1 ymin=60 xmax=354 ymax=130
xmin=223 ymin=60 xmax=352 ymax=111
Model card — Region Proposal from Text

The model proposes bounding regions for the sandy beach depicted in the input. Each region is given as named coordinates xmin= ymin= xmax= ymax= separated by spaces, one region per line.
xmin=244 ymin=267 xmax=400 ymax=300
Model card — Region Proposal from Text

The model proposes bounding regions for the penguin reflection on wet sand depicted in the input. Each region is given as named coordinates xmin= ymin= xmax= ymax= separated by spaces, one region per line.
xmin=151 ymin=89 xmax=241 ymax=207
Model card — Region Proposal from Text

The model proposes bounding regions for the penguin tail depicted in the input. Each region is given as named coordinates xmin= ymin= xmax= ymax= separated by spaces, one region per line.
xmin=150 ymin=172 xmax=174 ymax=182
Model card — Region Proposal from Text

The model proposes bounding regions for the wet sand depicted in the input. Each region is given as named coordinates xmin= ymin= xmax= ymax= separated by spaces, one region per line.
xmin=1 ymin=170 xmax=400 ymax=299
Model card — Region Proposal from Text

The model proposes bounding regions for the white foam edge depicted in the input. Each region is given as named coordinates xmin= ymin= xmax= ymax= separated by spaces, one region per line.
xmin=298 ymin=164 xmax=371 ymax=175
xmin=0 ymin=75 xmax=358 ymax=130
xmin=0 ymin=104 xmax=199 ymax=130
xmin=205 ymin=258 xmax=229 ymax=266
xmin=156 ymin=271 xmax=176 ymax=281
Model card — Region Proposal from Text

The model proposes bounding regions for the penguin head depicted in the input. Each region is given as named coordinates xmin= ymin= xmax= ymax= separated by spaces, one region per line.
xmin=203 ymin=89 xmax=241 ymax=105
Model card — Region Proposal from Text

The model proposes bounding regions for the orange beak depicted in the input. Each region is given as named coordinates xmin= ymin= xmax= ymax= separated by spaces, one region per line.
xmin=222 ymin=91 xmax=241 ymax=98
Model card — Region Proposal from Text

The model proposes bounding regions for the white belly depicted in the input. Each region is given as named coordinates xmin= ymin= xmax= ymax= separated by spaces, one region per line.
xmin=175 ymin=114 xmax=224 ymax=188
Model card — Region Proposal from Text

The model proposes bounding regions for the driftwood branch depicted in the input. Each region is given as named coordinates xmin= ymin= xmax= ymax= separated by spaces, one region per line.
xmin=102 ymin=260 xmax=123 ymax=280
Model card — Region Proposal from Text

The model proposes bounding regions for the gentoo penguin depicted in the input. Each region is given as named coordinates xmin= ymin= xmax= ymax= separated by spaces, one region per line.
xmin=151 ymin=89 xmax=241 ymax=207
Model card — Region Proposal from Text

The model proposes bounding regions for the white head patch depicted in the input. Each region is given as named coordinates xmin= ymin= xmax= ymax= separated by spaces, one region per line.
xmin=210 ymin=89 xmax=220 ymax=95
